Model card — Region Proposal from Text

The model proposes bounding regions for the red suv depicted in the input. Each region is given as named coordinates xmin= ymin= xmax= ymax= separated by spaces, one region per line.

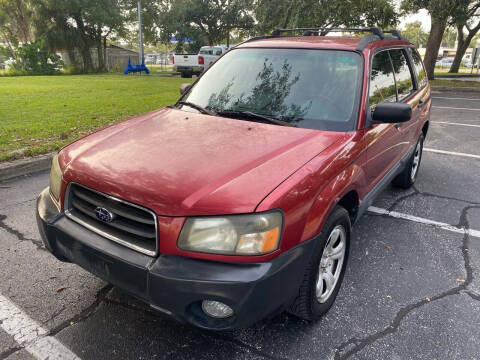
xmin=37 ymin=28 xmax=431 ymax=330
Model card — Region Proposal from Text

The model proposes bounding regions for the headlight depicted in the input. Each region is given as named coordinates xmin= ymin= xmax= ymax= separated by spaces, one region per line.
xmin=178 ymin=211 xmax=283 ymax=255
xmin=49 ymin=154 xmax=62 ymax=202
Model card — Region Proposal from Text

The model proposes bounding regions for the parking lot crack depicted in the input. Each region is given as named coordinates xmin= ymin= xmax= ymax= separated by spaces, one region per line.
xmin=332 ymin=287 xmax=462 ymax=360
xmin=48 ymin=283 xmax=113 ymax=336
xmin=0 ymin=346 xmax=23 ymax=360
xmin=0 ymin=213 xmax=46 ymax=251
xmin=334 ymin=205 xmax=479 ymax=359
xmin=388 ymin=187 xmax=419 ymax=211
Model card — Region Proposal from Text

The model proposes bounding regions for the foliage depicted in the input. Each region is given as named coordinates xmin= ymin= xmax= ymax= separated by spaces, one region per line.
xmin=401 ymin=0 xmax=467 ymax=79
xmin=442 ymin=27 xmax=457 ymax=47
xmin=0 ymin=75 xmax=193 ymax=162
xmin=32 ymin=0 xmax=129 ymax=72
xmin=254 ymin=0 xmax=398 ymax=35
xmin=156 ymin=0 xmax=255 ymax=46
xmin=12 ymin=40 xmax=63 ymax=74
xmin=402 ymin=21 xmax=429 ymax=47
xmin=449 ymin=0 xmax=480 ymax=72
xmin=0 ymin=0 xmax=33 ymax=63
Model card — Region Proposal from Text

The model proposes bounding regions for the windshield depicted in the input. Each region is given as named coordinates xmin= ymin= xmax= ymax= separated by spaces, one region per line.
xmin=181 ymin=48 xmax=362 ymax=131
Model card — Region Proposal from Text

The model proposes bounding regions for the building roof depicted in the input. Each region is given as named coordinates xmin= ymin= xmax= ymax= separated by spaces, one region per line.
xmin=108 ymin=44 xmax=138 ymax=54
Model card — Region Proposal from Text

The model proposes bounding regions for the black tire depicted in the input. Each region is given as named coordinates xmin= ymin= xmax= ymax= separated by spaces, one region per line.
xmin=288 ymin=206 xmax=351 ymax=321
xmin=392 ymin=134 xmax=424 ymax=189
xmin=181 ymin=72 xmax=192 ymax=78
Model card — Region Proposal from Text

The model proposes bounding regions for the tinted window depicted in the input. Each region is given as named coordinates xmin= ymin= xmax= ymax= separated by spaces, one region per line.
xmin=369 ymin=50 xmax=396 ymax=107
xmin=389 ymin=49 xmax=414 ymax=100
xmin=408 ymin=48 xmax=427 ymax=88
xmin=182 ymin=48 xmax=362 ymax=131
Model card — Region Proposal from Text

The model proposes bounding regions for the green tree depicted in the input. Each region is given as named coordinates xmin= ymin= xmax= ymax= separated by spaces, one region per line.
xmin=401 ymin=0 xmax=467 ymax=80
xmin=32 ymin=0 xmax=128 ymax=72
xmin=156 ymin=0 xmax=255 ymax=46
xmin=442 ymin=27 xmax=457 ymax=47
xmin=449 ymin=1 xmax=480 ymax=73
xmin=0 ymin=0 xmax=33 ymax=65
xmin=402 ymin=21 xmax=429 ymax=48
xmin=254 ymin=0 xmax=397 ymax=35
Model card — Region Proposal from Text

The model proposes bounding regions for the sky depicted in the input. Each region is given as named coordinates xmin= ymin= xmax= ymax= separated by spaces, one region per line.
xmin=399 ymin=9 xmax=431 ymax=31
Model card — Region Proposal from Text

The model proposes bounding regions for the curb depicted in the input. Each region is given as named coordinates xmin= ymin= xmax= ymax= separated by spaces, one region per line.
xmin=0 ymin=152 xmax=54 ymax=182
xmin=431 ymin=86 xmax=480 ymax=93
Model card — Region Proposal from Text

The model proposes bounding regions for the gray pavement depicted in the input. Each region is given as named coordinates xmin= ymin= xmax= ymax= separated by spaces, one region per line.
xmin=1 ymin=90 xmax=480 ymax=359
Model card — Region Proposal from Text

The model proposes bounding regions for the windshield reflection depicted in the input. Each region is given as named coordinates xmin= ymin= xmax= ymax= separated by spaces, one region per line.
xmin=182 ymin=48 xmax=361 ymax=131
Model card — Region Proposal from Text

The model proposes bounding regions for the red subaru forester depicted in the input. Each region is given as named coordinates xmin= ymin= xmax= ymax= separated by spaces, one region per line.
xmin=37 ymin=28 xmax=431 ymax=330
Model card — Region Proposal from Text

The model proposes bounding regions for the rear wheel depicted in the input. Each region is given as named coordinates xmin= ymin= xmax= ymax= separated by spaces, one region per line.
xmin=289 ymin=206 xmax=351 ymax=320
xmin=392 ymin=134 xmax=424 ymax=189
xmin=181 ymin=72 xmax=192 ymax=78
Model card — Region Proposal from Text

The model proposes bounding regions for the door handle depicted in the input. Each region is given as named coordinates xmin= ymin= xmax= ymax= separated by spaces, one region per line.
xmin=417 ymin=99 xmax=425 ymax=108
xmin=394 ymin=123 xmax=401 ymax=129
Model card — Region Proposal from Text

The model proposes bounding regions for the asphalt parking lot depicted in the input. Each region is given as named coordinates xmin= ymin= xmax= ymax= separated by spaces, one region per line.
xmin=1 ymin=89 xmax=480 ymax=360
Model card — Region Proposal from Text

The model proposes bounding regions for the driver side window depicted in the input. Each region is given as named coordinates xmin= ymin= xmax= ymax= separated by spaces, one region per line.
xmin=369 ymin=51 xmax=396 ymax=108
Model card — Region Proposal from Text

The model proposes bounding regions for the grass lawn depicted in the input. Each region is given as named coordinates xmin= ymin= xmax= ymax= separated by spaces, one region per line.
xmin=0 ymin=74 xmax=193 ymax=162
xmin=430 ymin=79 xmax=480 ymax=88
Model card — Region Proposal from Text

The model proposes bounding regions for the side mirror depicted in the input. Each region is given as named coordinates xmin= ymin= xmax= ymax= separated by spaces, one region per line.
xmin=179 ymin=83 xmax=192 ymax=95
xmin=372 ymin=102 xmax=412 ymax=124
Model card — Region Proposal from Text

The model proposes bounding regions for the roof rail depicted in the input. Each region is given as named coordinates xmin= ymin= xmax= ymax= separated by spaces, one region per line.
xmin=271 ymin=27 xmax=386 ymax=39
xmin=238 ymin=27 xmax=406 ymax=50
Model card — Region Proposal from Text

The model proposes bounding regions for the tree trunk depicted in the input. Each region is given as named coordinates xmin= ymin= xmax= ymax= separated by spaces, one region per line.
xmin=424 ymin=19 xmax=448 ymax=80
xmin=104 ymin=37 xmax=108 ymax=71
xmin=450 ymin=25 xmax=467 ymax=73
xmin=450 ymin=22 xmax=480 ymax=73
xmin=96 ymin=28 xmax=104 ymax=71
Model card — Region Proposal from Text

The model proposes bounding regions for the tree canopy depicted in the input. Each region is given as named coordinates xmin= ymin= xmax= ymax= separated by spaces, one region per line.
xmin=255 ymin=0 xmax=397 ymax=35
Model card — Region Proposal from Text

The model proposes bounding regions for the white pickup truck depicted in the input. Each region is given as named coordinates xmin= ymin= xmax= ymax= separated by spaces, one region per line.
xmin=173 ymin=46 xmax=228 ymax=78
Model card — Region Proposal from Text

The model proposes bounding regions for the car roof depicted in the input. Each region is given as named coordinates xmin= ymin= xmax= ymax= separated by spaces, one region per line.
xmin=236 ymin=36 xmax=413 ymax=52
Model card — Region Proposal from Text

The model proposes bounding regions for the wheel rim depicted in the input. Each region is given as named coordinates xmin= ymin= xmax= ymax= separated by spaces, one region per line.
xmin=316 ymin=225 xmax=347 ymax=303
xmin=411 ymin=140 xmax=422 ymax=181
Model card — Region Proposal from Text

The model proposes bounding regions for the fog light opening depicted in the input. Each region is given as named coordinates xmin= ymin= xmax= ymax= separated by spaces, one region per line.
xmin=201 ymin=300 xmax=234 ymax=319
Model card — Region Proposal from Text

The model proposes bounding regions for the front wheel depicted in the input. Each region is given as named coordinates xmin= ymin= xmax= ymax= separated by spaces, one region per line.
xmin=392 ymin=134 xmax=424 ymax=189
xmin=289 ymin=206 xmax=351 ymax=321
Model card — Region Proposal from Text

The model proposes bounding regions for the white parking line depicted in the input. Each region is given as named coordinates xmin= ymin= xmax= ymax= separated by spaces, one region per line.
xmin=368 ymin=206 xmax=480 ymax=238
xmin=433 ymin=96 xmax=480 ymax=101
xmin=433 ymin=106 xmax=480 ymax=111
xmin=0 ymin=294 xmax=80 ymax=360
xmin=424 ymin=148 xmax=480 ymax=160
xmin=433 ymin=122 xmax=480 ymax=128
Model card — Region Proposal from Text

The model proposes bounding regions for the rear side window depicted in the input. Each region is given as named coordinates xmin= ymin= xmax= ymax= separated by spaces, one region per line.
xmin=408 ymin=48 xmax=427 ymax=88
xmin=389 ymin=49 xmax=414 ymax=100
xmin=369 ymin=50 xmax=396 ymax=107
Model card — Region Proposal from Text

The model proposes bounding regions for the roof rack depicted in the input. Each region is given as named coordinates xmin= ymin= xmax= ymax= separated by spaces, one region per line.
xmin=272 ymin=27 xmax=386 ymax=39
xmin=239 ymin=27 xmax=406 ymax=51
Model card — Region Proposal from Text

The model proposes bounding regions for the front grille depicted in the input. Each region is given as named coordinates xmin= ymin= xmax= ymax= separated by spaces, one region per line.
xmin=65 ymin=183 xmax=158 ymax=256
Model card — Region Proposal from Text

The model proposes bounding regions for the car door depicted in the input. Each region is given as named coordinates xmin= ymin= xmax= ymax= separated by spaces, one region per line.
xmin=388 ymin=48 xmax=420 ymax=152
xmin=364 ymin=49 xmax=404 ymax=189
xmin=407 ymin=48 xmax=431 ymax=138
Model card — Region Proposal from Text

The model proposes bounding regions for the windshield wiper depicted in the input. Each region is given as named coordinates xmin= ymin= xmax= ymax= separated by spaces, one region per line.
xmin=216 ymin=110 xmax=296 ymax=127
xmin=176 ymin=101 xmax=217 ymax=116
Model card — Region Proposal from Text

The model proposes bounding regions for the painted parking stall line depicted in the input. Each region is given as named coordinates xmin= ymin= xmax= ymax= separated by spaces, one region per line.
xmin=424 ymin=148 xmax=480 ymax=160
xmin=433 ymin=96 xmax=480 ymax=101
xmin=433 ymin=106 xmax=480 ymax=111
xmin=368 ymin=206 xmax=480 ymax=239
xmin=432 ymin=122 xmax=480 ymax=128
xmin=0 ymin=294 xmax=80 ymax=360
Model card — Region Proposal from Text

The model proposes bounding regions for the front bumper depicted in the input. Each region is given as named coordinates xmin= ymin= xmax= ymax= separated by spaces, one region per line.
xmin=36 ymin=187 xmax=315 ymax=330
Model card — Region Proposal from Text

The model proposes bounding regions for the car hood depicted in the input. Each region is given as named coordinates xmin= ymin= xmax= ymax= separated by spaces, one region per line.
xmin=60 ymin=108 xmax=344 ymax=216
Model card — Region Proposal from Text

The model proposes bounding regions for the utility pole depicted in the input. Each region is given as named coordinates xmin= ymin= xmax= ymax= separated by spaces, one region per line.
xmin=138 ymin=0 xmax=143 ymax=64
